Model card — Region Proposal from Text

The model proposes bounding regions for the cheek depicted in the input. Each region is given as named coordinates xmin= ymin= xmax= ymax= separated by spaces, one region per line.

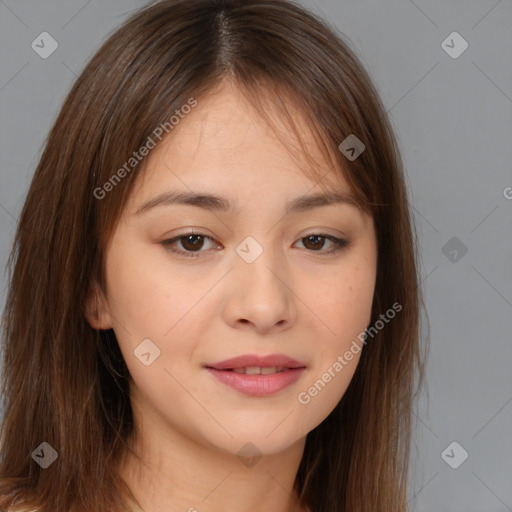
xmin=104 ymin=240 xmax=220 ymax=386
xmin=104 ymin=238 xmax=200 ymax=337
xmin=103 ymin=250 xmax=206 ymax=402
xmin=299 ymin=256 xmax=375 ymax=417
xmin=296 ymin=271 xmax=372 ymax=425
xmin=310 ymin=263 xmax=375 ymax=348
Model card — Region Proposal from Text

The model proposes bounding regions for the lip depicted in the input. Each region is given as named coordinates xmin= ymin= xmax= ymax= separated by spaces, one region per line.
xmin=206 ymin=368 xmax=305 ymax=397
xmin=204 ymin=353 xmax=307 ymax=397
xmin=205 ymin=353 xmax=306 ymax=370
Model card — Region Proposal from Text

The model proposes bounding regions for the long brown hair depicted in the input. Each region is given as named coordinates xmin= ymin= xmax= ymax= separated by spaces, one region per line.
xmin=0 ymin=1 xmax=427 ymax=510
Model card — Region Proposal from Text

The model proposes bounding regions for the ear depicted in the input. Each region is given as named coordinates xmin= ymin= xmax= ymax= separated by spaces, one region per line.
xmin=84 ymin=280 xmax=113 ymax=330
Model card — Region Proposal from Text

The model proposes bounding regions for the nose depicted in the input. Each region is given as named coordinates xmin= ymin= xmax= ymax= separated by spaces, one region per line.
xmin=221 ymin=242 xmax=297 ymax=335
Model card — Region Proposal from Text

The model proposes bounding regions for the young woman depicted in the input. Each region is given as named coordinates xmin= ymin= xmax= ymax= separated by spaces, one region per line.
xmin=0 ymin=1 xmax=427 ymax=511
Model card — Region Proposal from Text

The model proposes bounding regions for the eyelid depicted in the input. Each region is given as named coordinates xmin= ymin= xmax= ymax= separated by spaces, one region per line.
xmin=160 ymin=230 xmax=220 ymax=254
xmin=160 ymin=229 xmax=351 ymax=258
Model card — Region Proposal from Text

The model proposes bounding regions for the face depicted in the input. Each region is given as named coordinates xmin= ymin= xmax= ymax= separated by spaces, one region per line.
xmin=89 ymin=82 xmax=378 ymax=457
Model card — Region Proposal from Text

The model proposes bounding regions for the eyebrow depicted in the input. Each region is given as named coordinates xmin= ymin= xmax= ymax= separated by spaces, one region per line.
xmin=134 ymin=190 xmax=361 ymax=216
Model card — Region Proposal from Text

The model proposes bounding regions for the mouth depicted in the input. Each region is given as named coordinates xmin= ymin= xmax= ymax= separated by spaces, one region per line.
xmin=204 ymin=354 xmax=307 ymax=396
xmin=222 ymin=366 xmax=291 ymax=375
xmin=205 ymin=353 xmax=306 ymax=371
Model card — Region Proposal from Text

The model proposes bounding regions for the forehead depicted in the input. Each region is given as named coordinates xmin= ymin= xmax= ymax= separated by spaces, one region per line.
xmin=128 ymin=81 xmax=353 ymax=209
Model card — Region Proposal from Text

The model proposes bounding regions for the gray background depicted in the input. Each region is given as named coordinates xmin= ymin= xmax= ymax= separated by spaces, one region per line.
xmin=1 ymin=1 xmax=511 ymax=510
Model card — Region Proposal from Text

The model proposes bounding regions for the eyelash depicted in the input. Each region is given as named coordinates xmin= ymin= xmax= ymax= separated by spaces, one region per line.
xmin=160 ymin=231 xmax=351 ymax=258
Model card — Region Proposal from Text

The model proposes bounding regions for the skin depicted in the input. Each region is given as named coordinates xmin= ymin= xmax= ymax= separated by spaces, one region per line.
xmin=86 ymin=80 xmax=378 ymax=512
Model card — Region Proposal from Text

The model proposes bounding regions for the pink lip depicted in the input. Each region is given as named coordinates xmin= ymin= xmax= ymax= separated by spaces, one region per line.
xmin=206 ymin=368 xmax=305 ymax=396
xmin=205 ymin=353 xmax=306 ymax=370
xmin=204 ymin=354 xmax=306 ymax=397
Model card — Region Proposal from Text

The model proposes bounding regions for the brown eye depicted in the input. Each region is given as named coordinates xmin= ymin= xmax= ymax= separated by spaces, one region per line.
xmin=296 ymin=234 xmax=350 ymax=255
xmin=180 ymin=234 xmax=206 ymax=251
xmin=161 ymin=232 xmax=220 ymax=258
xmin=302 ymin=235 xmax=328 ymax=251
xmin=161 ymin=232 xmax=350 ymax=259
